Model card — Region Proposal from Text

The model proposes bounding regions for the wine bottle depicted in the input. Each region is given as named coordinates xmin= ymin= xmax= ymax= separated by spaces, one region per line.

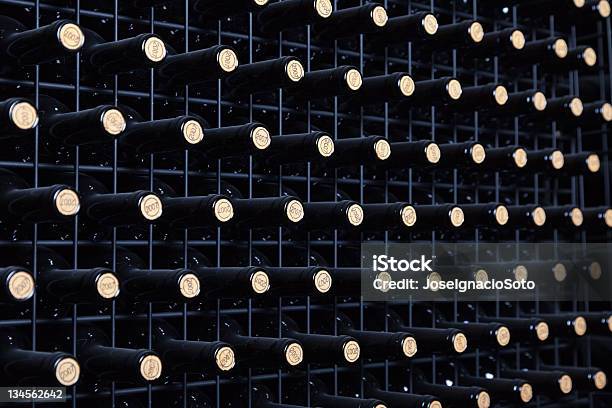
xmin=161 ymin=193 xmax=235 ymax=229
xmin=197 ymin=122 xmax=272 ymax=158
xmin=0 ymin=17 xmax=84 ymax=66
xmin=369 ymin=11 xmax=439 ymax=45
xmin=413 ymin=372 xmax=491 ymax=408
xmin=436 ymin=320 xmax=511 ymax=349
xmin=79 ymin=246 xmax=201 ymax=302
xmin=327 ymin=136 xmax=391 ymax=167
xmin=536 ymin=313 xmax=588 ymax=337
xmin=511 ymin=37 xmax=569 ymax=65
xmin=540 ymin=365 xmax=607 ymax=391
xmin=157 ymin=45 xmax=239 ymax=87
xmin=0 ymin=266 xmax=35 ymax=303
xmin=543 ymin=205 xmax=584 ymax=229
xmin=232 ymin=196 xmax=304 ymax=228
xmin=507 ymin=205 xmax=547 ymax=228
xmin=0 ymin=328 xmax=80 ymax=386
xmin=460 ymin=203 xmax=509 ymax=228
xmin=437 ymin=142 xmax=486 ymax=169
xmin=496 ymin=90 xmax=548 ymax=116
xmin=385 ymin=140 xmax=440 ymax=169
xmin=525 ymin=148 xmax=565 ymax=173
xmin=416 ymin=20 xmax=485 ymax=51
xmin=360 ymin=372 xmax=443 ymax=408
xmin=38 ymin=95 xmax=127 ymax=146
xmin=301 ymin=200 xmax=364 ymax=230
xmin=226 ymin=56 xmax=305 ymax=95
xmin=0 ymin=168 xmax=80 ymax=223
xmin=198 ymin=315 xmax=304 ymax=369
xmin=81 ymin=30 xmax=167 ymax=75
xmin=478 ymin=315 xmax=550 ymax=343
xmin=257 ymin=0 xmax=334 ymax=33
xmin=347 ymin=72 xmax=416 ymax=105
xmin=313 ymin=4 xmax=388 ymax=39
xmin=563 ymin=152 xmax=601 ymax=174
xmin=582 ymin=312 xmax=612 ymax=335
xmin=479 ymin=146 xmax=528 ymax=170
xmin=580 ymin=101 xmax=612 ymax=125
xmin=264 ymin=131 xmax=335 ymax=164
xmin=0 ymin=97 xmax=38 ymax=139
xmin=467 ymin=27 xmax=526 ymax=57
xmin=398 ymin=77 xmax=463 ymax=108
xmin=543 ymin=46 xmax=598 ymax=71
xmin=582 ymin=207 xmax=612 ymax=229
xmin=193 ymin=0 xmax=269 ymax=20
xmin=119 ymin=112 xmax=206 ymax=155
xmin=499 ymin=368 xmax=573 ymax=399
xmin=454 ymin=84 xmax=509 ymax=111
xmin=287 ymin=66 xmax=363 ymax=98
xmin=541 ymin=96 xmax=584 ymax=120
xmin=361 ymin=202 xmax=418 ymax=230
xmin=124 ymin=318 xmax=236 ymax=374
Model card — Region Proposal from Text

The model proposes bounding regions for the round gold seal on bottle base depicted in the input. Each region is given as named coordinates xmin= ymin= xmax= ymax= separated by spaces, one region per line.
xmin=605 ymin=209 xmax=612 ymax=227
xmin=520 ymin=384 xmax=533 ymax=403
xmin=374 ymin=139 xmax=391 ymax=160
xmin=469 ymin=22 xmax=484 ymax=43
xmin=214 ymin=198 xmax=234 ymax=223
xmin=139 ymin=355 xmax=162 ymax=381
xmin=426 ymin=143 xmax=441 ymax=164
xmin=574 ymin=0 xmax=586 ymax=6
xmin=8 ymin=271 xmax=34 ymax=301
xmin=286 ymin=60 xmax=305 ymax=82
xmin=589 ymin=262 xmax=602 ymax=280
xmin=587 ymin=154 xmax=601 ymax=173
xmin=447 ymin=79 xmax=463 ymax=100
xmin=401 ymin=205 xmax=417 ymax=227
xmin=471 ymin=143 xmax=486 ymax=164
xmin=453 ymin=333 xmax=468 ymax=353
xmin=583 ymin=47 xmax=597 ymax=67
xmin=96 ymin=273 xmax=120 ymax=299
xmin=494 ymin=85 xmax=509 ymax=106
xmin=601 ymin=103 xmax=612 ymax=122
xmin=495 ymin=205 xmax=509 ymax=226
xmin=55 ymin=357 xmax=80 ymax=386
xmin=554 ymin=39 xmax=568 ymax=59
xmin=594 ymin=371 xmax=607 ymax=389
xmin=58 ymin=23 xmax=84 ymax=51
xmin=598 ymin=0 xmax=611 ymax=17
xmin=218 ymin=48 xmax=239 ymax=72
xmin=254 ymin=0 xmax=269 ymax=5
xmin=179 ymin=273 xmax=200 ymax=299
xmin=533 ymin=92 xmax=548 ymax=111
xmin=401 ymin=336 xmax=417 ymax=357
xmin=536 ymin=322 xmax=549 ymax=341
xmin=559 ymin=375 xmax=573 ymax=394
xmin=317 ymin=134 xmax=335 ymax=157
xmin=532 ymin=207 xmax=547 ymax=227
xmin=399 ymin=75 xmax=415 ymax=96
xmin=313 ymin=269 xmax=332 ymax=294
xmin=514 ymin=265 xmax=528 ymax=282
xmin=430 ymin=401 xmax=442 ymax=408
xmin=551 ymin=150 xmax=565 ymax=170
xmin=285 ymin=200 xmax=305 ymax=223
xmin=450 ymin=207 xmax=465 ymax=227
xmin=511 ymin=30 xmax=525 ymax=50
xmin=251 ymin=126 xmax=271 ymax=150
xmin=102 ymin=108 xmax=127 ymax=136
xmin=347 ymin=204 xmax=364 ymax=226
xmin=55 ymin=189 xmax=80 ymax=216
xmin=315 ymin=0 xmax=333 ymax=18
xmin=574 ymin=316 xmax=587 ymax=336
xmin=139 ymin=194 xmax=163 ymax=221
xmin=474 ymin=269 xmax=489 ymax=283
xmin=345 ymin=69 xmax=363 ymax=91
xmin=143 ymin=36 xmax=166 ymax=62
xmin=513 ymin=148 xmax=528 ymax=168
xmin=570 ymin=98 xmax=584 ymax=117
xmin=571 ymin=208 xmax=584 ymax=226
xmin=10 ymin=101 xmax=38 ymax=130
xmin=182 ymin=119 xmax=204 ymax=144
xmin=343 ymin=340 xmax=361 ymax=363
xmin=215 ymin=346 xmax=236 ymax=371
xmin=496 ymin=326 xmax=511 ymax=346
xmin=477 ymin=391 xmax=490 ymax=408
xmin=553 ymin=262 xmax=567 ymax=282
xmin=285 ymin=342 xmax=304 ymax=366
xmin=371 ymin=6 xmax=388 ymax=27
xmin=251 ymin=270 xmax=270 ymax=294
xmin=423 ymin=14 xmax=439 ymax=35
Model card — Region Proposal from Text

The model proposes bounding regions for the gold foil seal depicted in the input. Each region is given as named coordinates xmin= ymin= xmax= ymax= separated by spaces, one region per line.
xmin=371 ymin=6 xmax=388 ymax=27
xmin=374 ymin=139 xmax=391 ymax=160
xmin=514 ymin=148 xmax=528 ymax=168
xmin=426 ymin=272 xmax=441 ymax=292
xmin=450 ymin=207 xmax=465 ymax=227
xmin=469 ymin=22 xmax=484 ymax=43
xmin=10 ymin=101 xmax=38 ymax=130
xmin=254 ymin=0 xmax=269 ymax=5
xmin=286 ymin=199 xmax=305 ymax=223
xmin=574 ymin=0 xmax=586 ymax=6
xmin=143 ymin=36 xmax=166 ymax=62
xmin=554 ymin=39 xmax=568 ymax=59
xmin=8 ymin=271 xmax=34 ymax=301
xmin=511 ymin=30 xmax=526 ymax=50
xmin=343 ymin=340 xmax=361 ymax=363
xmin=401 ymin=205 xmax=417 ymax=227
xmin=313 ymin=269 xmax=332 ymax=294
xmin=496 ymin=326 xmax=511 ymax=346
xmin=251 ymin=126 xmax=271 ymax=150
xmin=495 ymin=205 xmax=509 ymax=226
xmin=594 ymin=371 xmax=607 ymax=390
xmin=286 ymin=60 xmax=305 ymax=82
xmin=401 ymin=336 xmax=417 ymax=357
xmin=399 ymin=75 xmax=416 ymax=97
xmin=96 ymin=272 xmax=120 ymax=299
xmin=429 ymin=401 xmax=442 ymax=408
xmin=55 ymin=357 xmax=80 ymax=386
xmin=559 ymin=374 xmax=573 ymax=394
xmin=447 ymin=79 xmax=463 ymax=100
xmin=587 ymin=154 xmax=601 ymax=173
xmin=599 ymin=0 xmax=611 ymax=17
xmin=55 ymin=189 xmax=80 ymax=216
xmin=218 ymin=48 xmax=238 ymax=73
xmin=140 ymin=355 xmax=162 ymax=381
xmin=376 ymin=272 xmax=392 ymax=293
xmin=285 ymin=342 xmax=304 ymax=366
xmin=58 ymin=23 xmax=84 ymax=51
xmin=453 ymin=333 xmax=468 ymax=353
xmin=583 ymin=47 xmax=597 ymax=66
xmin=514 ymin=265 xmax=528 ymax=282
xmin=589 ymin=261 xmax=602 ymax=280
xmin=215 ymin=346 xmax=235 ymax=371
xmin=179 ymin=273 xmax=200 ymax=299
xmin=533 ymin=92 xmax=548 ymax=111
xmin=375 ymin=405 xmax=387 ymax=408
xmin=181 ymin=120 xmax=203 ymax=144
xmin=471 ymin=143 xmax=486 ymax=164
xmin=608 ymin=314 xmax=612 ymax=332
xmin=139 ymin=194 xmax=163 ymax=220
xmin=551 ymin=150 xmax=565 ymax=170
xmin=426 ymin=143 xmax=441 ymax=164
xmin=317 ymin=134 xmax=335 ymax=157
xmin=347 ymin=204 xmax=364 ymax=226
xmin=570 ymin=98 xmax=584 ymax=117
xmin=345 ymin=69 xmax=363 ymax=91
xmin=553 ymin=262 xmax=567 ymax=282
xmin=251 ymin=270 xmax=270 ymax=294
xmin=574 ymin=316 xmax=587 ymax=336
xmin=494 ymin=85 xmax=509 ymax=106
xmin=532 ymin=207 xmax=547 ymax=227
xmin=214 ymin=198 xmax=234 ymax=223
xmin=423 ymin=14 xmax=439 ymax=35
xmin=601 ymin=103 xmax=612 ymax=121
xmin=474 ymin=269 xmax=489 ymax=283
xmin=315 ymin=0 xmax=333 ymax=18
xmin=605 ymin=209 xmax=612 ymax=227
xmin=520 ymin=384 xmax=533 ymax=403
xmin=536 ymin=322 xmax=550 ymax=341
xmin=477 ymin=391 xmax=490 ymax=408
xmin=101 ymin=108 xmax=126 ymax=136
xmin=571 ymin=207 xmax=584 ymax=226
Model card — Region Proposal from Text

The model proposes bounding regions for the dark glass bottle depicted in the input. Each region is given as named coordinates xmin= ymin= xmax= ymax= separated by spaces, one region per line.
xmin=327 ymin=136 xmax=391 ymax=167
xmin=226 ymin=56 xmax=305 ymax=95
xmin=361 ymin=202 xmax=418 ymax=231
xmin=540 ymin=365 xmax=607 ymax=392
xmin=301 ymin=200 xmax=364 ymax=230
xmin=157 ymin=45 xmax=239 ymax=87
xmin=454 ymin=84 xmax=509 ymax=111
xmin=348 ymin=72 xmax=416 ymax=105
xmin=233 ymin=195 xmax=305 ymax=228
xmin=0 ymin=265 xmax=35 ymax=303
xmin=563 ymin=152 xmax=601 ymax=175
xmin=313 ymin=4 xmax=389 ymax=39
xmin=534 ymin=314 xmax=588 ymax=337
xmin=582 ymin=312 xmax=612 ymax=335
xmin=369 ymin=11 xmax=439 ymax=45
xmin=264 ymin=131 xmax=335 ymax=164
xmin=499 ymin=367 xmax=573 ymax=399
xmin=416 ymin=20 xmax=485 ymax=51
xmin=398 ymin=77 xmax=463 ymax=108
xmin=582 ymin=207 xmax=612 ymax=230
xmin=467 ymin=27 xmax=526 ymax=57
xmin=525 ymin=148 xmax=565 ymax=173
xmin=510 ymin=37 xmax=569 ymax=65
xmin=413 ymin=370 xmax=491 ymax=408
xmin=436 ymin=320 xmax=512 ymax=349
xmin=287 ymin=66 xmax=363 ymax=99
xmin=257 ymin=0 xmax=334 ymax=33
xmin=460 ymin=203 xmax=510 ymax=228
xmin=506 ymin=205 xmax=547 ymax=229
xmin=478 ymin=315 xmax=550 ymax=343
xmin=542 ymin=96 xmax=584 ymax=121
xmin=360 ymin=372 xmax=443 ymax=408
xmin=437 ymin=141 xmax=486 ymax=169
xmin=0 ymin=328 xmax=80 ymax=386
xmin=386 ymin=140 xmax=441 ymax=169
xmin=543 ymin=205 xmax=584 ymax=229
xmin=197 ymin=122 xmax=273 ymax=159
xmin=580 ymin=101 xmax=612 ymax=126
xmin=479 ymin=146 xmax=528 ymax=171
xmin=496 ymin=90 xmax=548 ymax=116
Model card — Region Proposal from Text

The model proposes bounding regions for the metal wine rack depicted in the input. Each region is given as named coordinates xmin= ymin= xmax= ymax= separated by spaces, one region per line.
xmin=0 ymin=0 xmax=610 ymax=407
